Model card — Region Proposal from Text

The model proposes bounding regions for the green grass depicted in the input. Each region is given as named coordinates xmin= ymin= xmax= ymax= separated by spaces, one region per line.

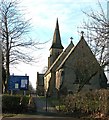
xmin=2 ymin=113 xmax=43 ymax=118
xmin=55 ymin=105 xmax=66 ymax=111
xmin=2 ymin=113 xmax=17 ymax=117
xmin=48 ymin=97 xmax=59 ymax=105
xmin=47 ymin=97 xmax=65 ymax=111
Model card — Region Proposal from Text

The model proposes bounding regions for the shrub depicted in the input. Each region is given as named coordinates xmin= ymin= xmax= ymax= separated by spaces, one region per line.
xmin=2 ymin=94 xmax=29 ymax=113
xmin=62 ymin=89 xmax=109 ymax=116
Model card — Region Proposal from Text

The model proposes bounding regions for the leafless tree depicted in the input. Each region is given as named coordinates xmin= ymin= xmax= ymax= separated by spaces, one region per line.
xmin=0 ymin=0 xmax=40 ymax=93
xmin=42 ymin=66 xmax=48 ymax=74
xmin=80 ymin=1 xmax=109 ymax=70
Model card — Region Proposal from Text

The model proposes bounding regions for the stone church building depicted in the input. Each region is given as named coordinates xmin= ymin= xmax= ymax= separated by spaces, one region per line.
xmin=37 ymin=19 xmax=107 ymax=96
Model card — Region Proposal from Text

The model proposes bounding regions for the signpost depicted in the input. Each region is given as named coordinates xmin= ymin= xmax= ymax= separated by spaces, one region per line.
xmin=8 ymin=75 xmax=29 ymax=95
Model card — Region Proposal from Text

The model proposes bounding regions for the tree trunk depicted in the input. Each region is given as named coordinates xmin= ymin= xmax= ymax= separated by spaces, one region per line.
xmin=5 ymin=51 xmax=10 ymax=93
xmin=4 ymin=15 xmax=10 ymax=93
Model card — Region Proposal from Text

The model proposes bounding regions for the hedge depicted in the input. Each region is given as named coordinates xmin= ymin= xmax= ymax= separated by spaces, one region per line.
xmin=2 ymin=95 xmax=29 ymax=113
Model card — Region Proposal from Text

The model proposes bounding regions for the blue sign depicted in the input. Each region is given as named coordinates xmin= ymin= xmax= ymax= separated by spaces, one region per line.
xmin=8 ymin=75 xmax=29 ymax=90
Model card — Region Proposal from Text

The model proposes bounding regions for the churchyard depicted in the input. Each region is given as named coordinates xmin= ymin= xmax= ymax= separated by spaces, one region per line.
xmin=2 ymin=89 xmax=109 ymax=120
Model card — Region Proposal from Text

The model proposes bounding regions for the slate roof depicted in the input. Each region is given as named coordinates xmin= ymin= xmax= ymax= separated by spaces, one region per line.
xmin=56 ymin=34 xmax=99 ymax=71
xmin=45 ymin=40 xmax=74 ymax=76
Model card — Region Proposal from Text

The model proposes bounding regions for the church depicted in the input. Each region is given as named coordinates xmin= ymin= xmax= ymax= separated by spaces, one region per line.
xmin=37 ymin=19 xmax=107 ymax=97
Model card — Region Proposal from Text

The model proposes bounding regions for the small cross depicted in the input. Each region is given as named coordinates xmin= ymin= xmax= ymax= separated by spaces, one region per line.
xmin=81 ymin=31 xmax=84 ymax=36
xmin=70 ymin=37 xmax=73 ymax=41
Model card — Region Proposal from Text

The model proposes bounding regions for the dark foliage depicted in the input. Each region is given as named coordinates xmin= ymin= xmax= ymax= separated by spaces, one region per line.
xmin=2 ymin=95 xmax=29 ymax=113
xmin=62 ymin=89 xmax=109 ymax=118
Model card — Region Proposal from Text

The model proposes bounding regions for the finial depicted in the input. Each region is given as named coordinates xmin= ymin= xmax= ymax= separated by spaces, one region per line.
xmin=70 ymin=37 xmax=73 ymax=41
xmin=81 ymin=31 xmax=84 ymax=36
xmin=70 ymin=37 xmax=74 ymax=45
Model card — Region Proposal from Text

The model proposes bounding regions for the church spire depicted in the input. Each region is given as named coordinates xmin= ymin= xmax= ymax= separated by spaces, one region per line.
xmin=50 ymin=18 xmax=64 ymax=49
xmin=48 ymin=19 xmax=64 ymax=68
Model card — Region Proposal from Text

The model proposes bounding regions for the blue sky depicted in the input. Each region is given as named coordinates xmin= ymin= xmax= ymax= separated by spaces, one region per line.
xmin=10 ymin=0 xmax=107 ymax=89
xmin=21 ymin=0 xmax=106 ymax=44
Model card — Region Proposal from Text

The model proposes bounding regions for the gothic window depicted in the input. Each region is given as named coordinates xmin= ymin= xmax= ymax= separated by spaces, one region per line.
xmin=55 ymin=51 xmax=60 ymax=57
xmin=82 ymin=46 xmax=83 ymax=48
xmin=61 ymin=70 xmax=64 ymax=76
xmin=74 ymin=75 xmax=79 ymax=84
xmin=59 ymin=69 xmax=64 ymax=88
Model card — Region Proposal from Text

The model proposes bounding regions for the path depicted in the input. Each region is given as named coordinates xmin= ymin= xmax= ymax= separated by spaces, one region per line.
xmin=2 ymin=117 xmax=80 ymax=120
xmin=36 ymin=96 xmax=56 ymax=113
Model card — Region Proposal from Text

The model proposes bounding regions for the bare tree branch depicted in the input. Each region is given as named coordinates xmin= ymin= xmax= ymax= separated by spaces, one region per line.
xmin=0 ymin=0 xmax=42 ymax=93
xmin=80 ymin=1 xmax=109 ymax=70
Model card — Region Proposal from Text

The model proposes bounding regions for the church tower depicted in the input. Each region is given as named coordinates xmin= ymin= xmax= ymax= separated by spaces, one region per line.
xmin=48 ymin=19 xmax=64 ymax=68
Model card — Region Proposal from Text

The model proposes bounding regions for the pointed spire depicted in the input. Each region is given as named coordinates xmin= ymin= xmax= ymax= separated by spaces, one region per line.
xmin=55 ymin=18 xmax=59 ymax=30
xmin=50 ymin=18 xmax=64 ymax=49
